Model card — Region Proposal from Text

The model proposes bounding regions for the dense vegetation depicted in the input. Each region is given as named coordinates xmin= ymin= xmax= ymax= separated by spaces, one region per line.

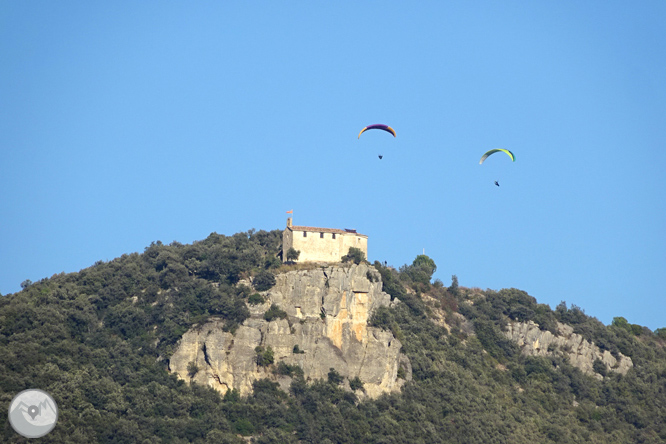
xmin=1 ymin=230 xmax=665 ymax=443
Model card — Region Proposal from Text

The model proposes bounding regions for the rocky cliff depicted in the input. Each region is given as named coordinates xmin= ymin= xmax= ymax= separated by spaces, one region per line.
xmin=169 ymin=263 xmax=410 ymax=398
xmin=505 ymin=321 xmax=633 ymax=378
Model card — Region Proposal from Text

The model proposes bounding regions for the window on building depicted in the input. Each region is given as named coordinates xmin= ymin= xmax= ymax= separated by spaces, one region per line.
xmin=320 ymin=232 xmax=324 ymax=238
xmin=303 ymin=232 xmax=307 ymax=237
xmin=332 ymin=233 xmax=336 ymax=239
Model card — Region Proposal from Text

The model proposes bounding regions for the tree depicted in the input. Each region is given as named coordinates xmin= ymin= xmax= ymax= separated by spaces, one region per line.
xmin=449 ymin=274 xmax=459 ymax=295
xmin=255 ymin=346 xmax=274 ymax=367
xmin=592 ymin=359 xmax=607 ymax=377
xmin=349 ymin=376 xmax=364 ymax=392
xmin=187 ymin=361 xmax=199 ymax=378
xmin=612 ymin=317 xmax=634 ymax=334
xmin=275 ymin=361 xmax=304 ymax=378
xmin=264 ymin=304 xmax=288 ymax=322
xmin=253 ymin=270 xmax=276 ymax=291
xmin=342 ymin=247 xmax=366 ymax=265
xmin=413 ymin=254 xmax=436 ymax=273
xmin=328 ymin=368 xmax=343 ymax=385
xmin=402 ymin=254 xmax=437 ymax=285
xmin=286 ymin=247 xmax=300 ymax=263
xmin=248 ymin=293 xmax=265 ymax=305
xmin=630 ymin=324 xmax=644 ymax=336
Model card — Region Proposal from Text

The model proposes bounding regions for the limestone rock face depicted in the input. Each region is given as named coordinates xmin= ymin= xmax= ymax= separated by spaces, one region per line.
xmin=505 ymin=321 xmax=633 ymax=378
xmin=169 ymin=264 xmax=409 ymax=398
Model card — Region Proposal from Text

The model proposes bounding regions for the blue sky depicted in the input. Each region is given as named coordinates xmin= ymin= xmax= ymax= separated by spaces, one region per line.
xmin=1 ymin=2 xmax=664 ymax=330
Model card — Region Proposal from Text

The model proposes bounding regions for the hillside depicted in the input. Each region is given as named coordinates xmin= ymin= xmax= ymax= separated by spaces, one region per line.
xmin=1 ymin=229 xmax=665 ymax=443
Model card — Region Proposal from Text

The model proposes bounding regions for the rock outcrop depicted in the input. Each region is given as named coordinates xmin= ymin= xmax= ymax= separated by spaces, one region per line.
xmin=505 ymin=321 xmax=633 ymax=378
xmin=169 ymin=263 xmax=410 ymax=398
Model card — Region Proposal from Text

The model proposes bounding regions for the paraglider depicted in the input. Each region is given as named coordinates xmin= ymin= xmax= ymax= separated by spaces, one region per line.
xmin=480 ymin=149 xmax=514 ymax=187
xmin=479 ymin=149 xmax=515 ymax=165
xmin=359 ymin=124 xmax=395 ymax=160
xmin=358 ymin=124 xmax=396 ymax=139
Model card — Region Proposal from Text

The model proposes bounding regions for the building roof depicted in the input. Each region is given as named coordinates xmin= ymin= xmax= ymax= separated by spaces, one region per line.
xmin=288 ymin=225 xmax=367 ymax=237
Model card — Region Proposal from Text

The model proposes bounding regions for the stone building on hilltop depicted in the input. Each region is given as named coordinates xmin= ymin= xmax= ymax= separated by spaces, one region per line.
xmin=282 ymin=218 xmax=368 ymax=263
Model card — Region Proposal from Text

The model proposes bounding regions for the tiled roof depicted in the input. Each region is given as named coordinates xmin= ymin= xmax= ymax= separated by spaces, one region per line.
xmin=289 ymin=226 xmax=367 ymax=237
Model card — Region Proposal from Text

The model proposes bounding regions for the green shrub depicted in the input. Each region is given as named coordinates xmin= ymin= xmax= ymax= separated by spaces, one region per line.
xmin=187 ymin=361 xmax=199 ymax=378
xmin=400 ymin=255 xmax=437 ymax=286
xmin=248 ymin=293 xmax=265 ymax=305
xmin=253 ymin=270 xmax=276 ymax=291
xmin=255 ymin=346 xmax=274 ymax=367
xmin=234 ymin=418 xmax=255 ymax=436
xmin=612 ymin=316 xmax=631 ymax=332
xmin=222 ymin=320 xmax=239 ymax=334
xmin=592 ymin=359 xmax=607 ymax=377
xmin=264 ymin=304 xmax=288 ymax=322
xmin=349 ymin=376 xmax=364 ymax=392
xmin=342 ymin=247 xmax=366 ymax=265
xmin=286 ymin=248 xmax=300 ymax=263
xmin=655 ymin=328 xmax=666 ymax=340
xmin=275 ymin=361 xmax=304 ymax=378
xmin=328 ymin=368 xmax=343 ymax=385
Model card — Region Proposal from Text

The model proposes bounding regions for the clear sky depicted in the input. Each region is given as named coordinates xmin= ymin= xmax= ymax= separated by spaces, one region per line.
xmin=1 ymin=2 xmax=664 ymax=330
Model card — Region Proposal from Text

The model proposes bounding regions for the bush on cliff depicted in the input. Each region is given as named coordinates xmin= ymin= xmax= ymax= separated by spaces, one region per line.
xmin=253 ymin=269 xmax=276 ymax=291
xmin=263 ymin=304 xmax=288 ymax=322
xmin=255 ymin=346 xmax=274 ymax=367
xmin=342 ymin=247 xmax=366 ymax=265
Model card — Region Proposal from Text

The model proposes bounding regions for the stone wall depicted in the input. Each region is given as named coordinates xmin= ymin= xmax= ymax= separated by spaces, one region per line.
xmin=283 ymin=228 xmax=368 ymax=264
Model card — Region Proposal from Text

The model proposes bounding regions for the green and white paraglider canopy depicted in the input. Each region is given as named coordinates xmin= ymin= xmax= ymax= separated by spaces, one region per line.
xmin=479 ymin=149 xmax=515 ymax=164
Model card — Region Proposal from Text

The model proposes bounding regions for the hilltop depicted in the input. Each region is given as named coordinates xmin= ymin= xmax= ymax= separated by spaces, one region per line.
xmin=1 ymin=229 xmax=665 ymax=443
